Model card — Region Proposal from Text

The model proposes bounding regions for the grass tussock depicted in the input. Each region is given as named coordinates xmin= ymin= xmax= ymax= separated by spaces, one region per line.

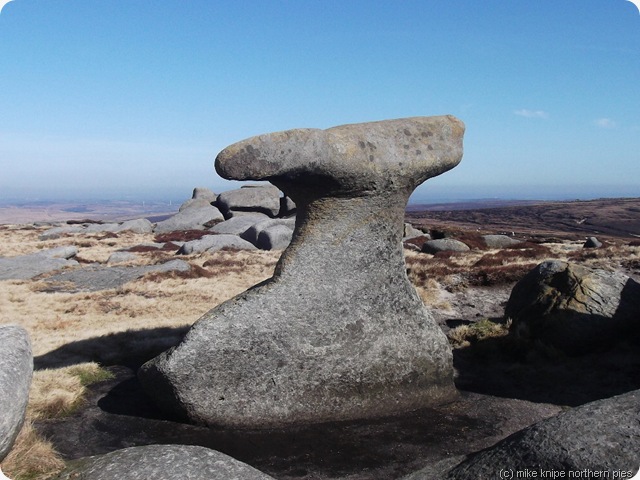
xmin=2 ymin=363 xmax=113 ymax=480
xmin=29 ymin=363 xmax=114 ymax=420
xmin=1 ymin=420 xmax=66 ymax=480
xmin=447 ymin=318 xmax=511 ymax=349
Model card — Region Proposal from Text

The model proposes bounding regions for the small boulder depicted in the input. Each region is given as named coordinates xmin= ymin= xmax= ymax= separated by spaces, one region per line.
xmin=583 ymin=236 xmax=603 ymax=248
xmin=192 ymin=187 xmax=217 ymax=201
xmin=256 ymin=224 xmax=294 ymax=250
xmin=39 ymin=225 xmax=85 ymax=240
xmin=279 ymin=196 xmax=296 ymax=217
xmin=240 ymin=218 xmax=296 ymax=247
xmin=216 ymin=185 xmax=281 ymax=219
xmin=107 ymin=251 xmax=139 ymax=264
xmin=178 ymin=234 xmax=257 ymax=254
xmin=84 ymin=223 xmax=120 ymax=233
xmin=54 ymin=444 xmax=275 ymax=480
xmin=0 ymin=325 xmax=33 ymax=462
xmin=0 ymin=246 xmax=79 ymax=280
xmin=403 ymin=223 xmax=425 ymax=240
xmin=421 ymin=238 xmax=470 ymax=254
xmin=115 ymin=218 xmax=154 ymax=234
xmin=154 ymin=203 xmax=224 ymax=233
xmin=505 ymin=260 xmax=640 ymax=355
xmin=482 ymin=234 xmax=523 ymax=249
xmin=209 ymin=214 xmax=270 ymax=235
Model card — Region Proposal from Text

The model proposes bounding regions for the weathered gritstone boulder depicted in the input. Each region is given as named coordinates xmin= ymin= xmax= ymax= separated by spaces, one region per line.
xmin=403 ymin=223 xmax=425 ymax=240
xmin=178 ymin=234 xmax=257 ymax=254
xmin=506 ymin=260 xmax=640 ymax=355
xmin=192 ymin=186 xmax=217 ymax=201
xmin=154 ymin=202 xmax=224 ymax=233
xmin=217 ymin=184 xmax=281 ymax=219
xmin=115 ymin=218 xmax=154 ymax=234
xmin=140 ymin=116 xmax=464 ymax=428
xmin=404 ymin=390 xmax=640 ymax=479
xmin=209 ymin=213 xmax=270 ymax=235
xmin=107 ymin=251 xmax=139 ymax=264
xmin=54 ymin=444 xmax=275 ymax=480
xmin=0 ymin=325 xmax=33 ymax=462
xmin=421 ymin=238 xmax=470 ymax=254
xmin=0 ymin=246 xmax=79 ymax=280
xmin=240 ymin=218 xmax=296 ymax=248
xmin=481 ymin=234 xmax=522 ymax=249
xmin=256 ymin=224 xmax=293 ymax=250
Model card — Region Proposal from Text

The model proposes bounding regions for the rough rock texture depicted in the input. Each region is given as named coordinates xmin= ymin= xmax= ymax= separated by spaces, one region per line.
xmin=140 ymin=116 xmax=464 ymax=428
xmin=216 ymin=185 xmax=281 ymax=219
xmin=209 ymin=214 xmax=270 ymax=235
xmin=0 ymin=325 xmax=32 ymax=462
xmin=0 ymin=246 xmax=79 ymax=280
xmin=406 ymin=390 xmax=640 ymax=479
xmin=505 ymin=260 xmax=640 ymax=355
xmin=421 ymin=238 xmax=470 ymax=254
xmin=178 ymin=234 xmax=257 ymax=254
xmin=481 ymin=234 xmax=522 ymax=249
xmin=54 ymin=445 xmax=275 ymax=480
xmin=154 ymin=203 xmax=224 ymax=233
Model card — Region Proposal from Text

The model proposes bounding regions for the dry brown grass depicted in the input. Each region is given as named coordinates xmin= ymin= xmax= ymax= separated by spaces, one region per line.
xmin=2 ymin=224 xmax=639 ymax=478
xmin=1 ymin=362 xmax=114 ymax=480
xmin=447 ymin=318 xmax=512 ymax=349
xmin=1 ymin=420 xmax=65 ymax=480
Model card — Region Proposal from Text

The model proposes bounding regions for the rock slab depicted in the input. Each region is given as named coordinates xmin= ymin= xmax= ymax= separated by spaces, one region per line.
xmin=0 ymin=325 xmax=33 ymax=462
xmin=406 ymin=390 xmax=640 ymax=479
xmin=54 ymin=444 xmax=275 ymax=480
xmin=0 ymin=246 xmax=79 ymax=280
xmin=140 ymin=116 xmax=464 ymax=428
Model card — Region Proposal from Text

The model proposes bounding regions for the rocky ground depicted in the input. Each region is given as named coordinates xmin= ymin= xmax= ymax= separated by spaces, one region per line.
xmin=1 ymin=197 xmax=639 ymax=479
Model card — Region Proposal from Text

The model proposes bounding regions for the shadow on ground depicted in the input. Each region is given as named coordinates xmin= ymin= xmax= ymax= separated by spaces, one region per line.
xmin=453 ymin=330 xmax=640 ymax=407
xmin=33 ymin=325 xmax=640 ymax=479
xmin=34 ymin=326 xmax=189 ymax=370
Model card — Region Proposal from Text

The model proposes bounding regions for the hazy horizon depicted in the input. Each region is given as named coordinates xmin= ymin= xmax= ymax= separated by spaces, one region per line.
xmin=1 ymin=1 xmax=639 ymax=202
xmin=0 ymin=183 xmax=637 ymax=207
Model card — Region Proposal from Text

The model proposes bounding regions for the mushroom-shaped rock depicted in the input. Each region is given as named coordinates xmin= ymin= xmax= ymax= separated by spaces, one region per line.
xmin=139 ymin=116 xmax=464 ymax=428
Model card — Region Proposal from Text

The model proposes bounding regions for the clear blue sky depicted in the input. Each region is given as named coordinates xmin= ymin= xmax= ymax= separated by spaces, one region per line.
xmin=1 ymin=0 xmax=639 ymax=203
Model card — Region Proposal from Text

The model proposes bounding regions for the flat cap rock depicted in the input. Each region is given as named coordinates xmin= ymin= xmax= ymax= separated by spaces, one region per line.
xmin=216 ymin=116 xmax=464 ymax=195
xmin=140 ymin=116 xmax=464 ymax=428
xmin=54 ymin=444 xmax=275 ymax=480
xmin=0 ymin=325 xmax=33 ymax=462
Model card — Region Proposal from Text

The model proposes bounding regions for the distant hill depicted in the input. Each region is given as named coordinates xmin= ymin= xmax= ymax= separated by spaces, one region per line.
xmin=406 ymin=197 xmax=640 ymax=239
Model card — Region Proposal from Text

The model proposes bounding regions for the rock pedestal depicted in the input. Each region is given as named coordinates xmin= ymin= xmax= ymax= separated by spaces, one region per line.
xmin=140 ymin=116 xmax=465 ymax=428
